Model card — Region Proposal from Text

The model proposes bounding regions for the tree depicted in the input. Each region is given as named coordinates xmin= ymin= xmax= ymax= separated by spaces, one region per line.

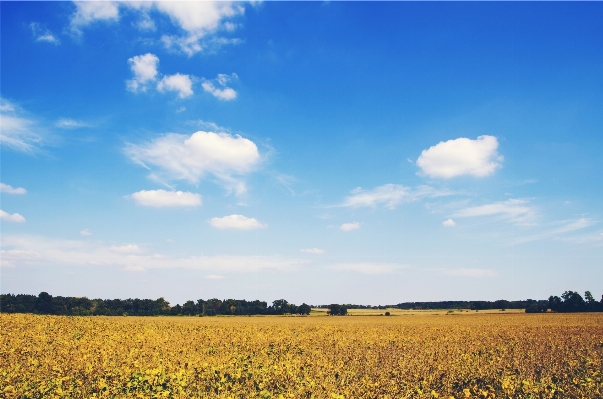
xmin=182 ymin=300 xmax=197 ymax=316
xmin=561 ymin=291 xmax=586 ymax=312
xmin=327 ymin=304 xmax=347 ymax=316
xmin=36 ymin=292 xmax=53 ymax=314
xmin=297 ymin=303 xmax=311 ymax=315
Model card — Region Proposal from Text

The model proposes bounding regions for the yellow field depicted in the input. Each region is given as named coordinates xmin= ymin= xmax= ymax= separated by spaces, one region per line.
xmin=1 ymin=313 xmax=602 ymax=398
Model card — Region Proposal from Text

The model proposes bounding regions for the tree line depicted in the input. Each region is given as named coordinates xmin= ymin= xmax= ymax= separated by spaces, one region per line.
xmin=0 ymin=293 xmax=311 ymax=316
xmin=547 ymin=291 xmax=603 ymax=313
xmin=2 ymin=290 xmax=601 ymax=316
xmin=394 ymin=299 xmax=549 ymax=311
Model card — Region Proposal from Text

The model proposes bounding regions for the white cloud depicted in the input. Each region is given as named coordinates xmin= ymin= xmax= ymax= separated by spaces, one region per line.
xmin=135 ymin=14 xmax=156 ymax=31
xmin=79 ymin=229 xmax=92 ymax=236
xmin=109 ymin=244 xmax=145 ymax=254
xmin=130 ymin=190 xmax=202 ymax=207
xmin=442 ymin=268 xmax=497 ymax=277
xmin=157 ymin=73 xmax=194 ymax=98
xmin=452 ymin=199 xmax=535 ymax=224
xmin=126 ymin=53 xmax=160 ymax=93
xmin=330 ymin=263 xmax=405 ymax=274
xmin=55 ymin=118 xmax=90 ymax=129
xmin=202 ymin=73 xmax=238 ymax=100
xmin=340 ymin=222 xmax=360 ymax=232
xmin=70 ymin=2 xmax=247 ymax=56
xmin=514 ymin=218 xmax=595 ymax=245
xmin=209 ymin=214 xmax=267 ymax=230
xmin=0 ymin=210 xmax=26 ymax=223
xmin=301 ymin=248 xmax=325 ymax=254
xmin=417 ymin=135 xmax=502 ymax=178
xmin=341 ymin=184 xmax=452 ymax=209
xmin=442 ymin=219 xmax=456 ymax=227
xmin=1 ymin=234 xmax=307 ymax=273
xmin=29 ymin=22 xmax=60 ymax=44
xmin=204 ymin=274 xmax=225 ymax=280
xmin=0 ymin=98 xmax=45 ymax=152
xmin=70 ymin=1 xmax=120 ymax=32
xmin=154 ymin=2 xmax=246 ymax=56
xmin=0 ymin=183 xmax=26 ymax=195
xmin=126 ymin=131 xmax=261 ymax=195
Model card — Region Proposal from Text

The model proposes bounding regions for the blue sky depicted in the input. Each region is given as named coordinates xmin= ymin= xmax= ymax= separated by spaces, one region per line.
xmin=1 ymin=1 xmax=602 ymax=305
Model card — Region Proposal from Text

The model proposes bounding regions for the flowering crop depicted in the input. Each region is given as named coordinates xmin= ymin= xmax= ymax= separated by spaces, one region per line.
xmin=1 ymin=313 xmax=602 ymax=398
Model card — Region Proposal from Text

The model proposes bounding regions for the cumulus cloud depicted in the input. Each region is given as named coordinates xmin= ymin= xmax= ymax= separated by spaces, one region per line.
xmin=154 ymin=2 xmax=246 ymax=56
xmin=452 ymin=199 xmax=535 ymax=224
xmin=417 ymin=135 xmax=502 ymax=178
xmin=0 ymin=210 xmax=26 ymax=223
xmin=126 ymin=131 xmax=261 ymax=195
xmin=29 ymin=22 xmax=60 ymax=44
xmin=202 ymin=73 xmax=238 ymax=100
xmin=79 ymin=229 xmax=92 ymax=236
xmin=442 ymin=268 xmax=497 ymax=277
xmin=442 ymin=219 xmax=456 ymax=227
xmin=1 ymin=234 xmax=307 ymax=273
xmin=157 ymin=73 xmax=194 ymax=98
xmin=0 ymin=98 xmax=45 ymax=152
xmin=126 ymin=53 xmax=160 ymax=93
xmin=70 ymin=1 xmax=120 ymax=32
xmin=70 ymin=2 xmax=247 ymax=56
xmin=209 ymin=214 xmax=267 ymax=230
xmin=301 ymin=248 xmax=325 ymax=254
xmin=340 ymin=222 xmax=360 ymax=232
xmin=0 ymin=183 xmax=26 ymax=195
xmin=341 ymin=184 xmax=452 ymax=209
xmin=109 ymin=244 xmax=145 ymax=254
xmin=130 ymin=190 xmax=202 ymax=207
xmin=330 ymin=263 xmax=405 ymax=274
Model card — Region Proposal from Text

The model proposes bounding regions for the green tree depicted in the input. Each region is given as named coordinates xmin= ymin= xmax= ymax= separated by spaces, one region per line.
xmin=297 ymin=303 xmax=311 ymax=315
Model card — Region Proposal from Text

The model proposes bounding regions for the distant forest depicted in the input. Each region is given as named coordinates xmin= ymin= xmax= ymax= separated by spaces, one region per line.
xmin=0 ymin=290 xmax=601 ymax=316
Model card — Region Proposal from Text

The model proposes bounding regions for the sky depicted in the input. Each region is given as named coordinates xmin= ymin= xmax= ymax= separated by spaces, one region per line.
xmin=1 ymin=1 xmax=602 ymax=306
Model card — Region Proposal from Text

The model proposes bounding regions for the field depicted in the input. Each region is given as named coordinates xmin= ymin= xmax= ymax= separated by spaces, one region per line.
xmin=1 ymin=313 xmax=602 ymax=399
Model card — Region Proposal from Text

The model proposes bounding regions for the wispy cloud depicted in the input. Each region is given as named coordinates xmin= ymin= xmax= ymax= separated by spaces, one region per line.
xmin=440 ymin=268 xmax=497 ymax=278
xmin=452 ymin=199 xmax=535 ymax=225
xmin=55 ymin=118 xmax=91 ymax=129
xmin=340 ymin=184 xmax=453 ymax=209
xmin=417 ymin=135 xmax=502 ymax=178
xmin=0 ymin=98 xmax=46 ymax=153
xmin=1 ymin=235 xmax=307 ymax=273
xmin=301 ymin=248 xmax=325 ymax=254
xmin=513 ymin=218 xmax=596 ymax=245
xmin=330 ymin=262 xmax=406 ymax=274
xmin=29 ymin=22 xmax=60 ymax=44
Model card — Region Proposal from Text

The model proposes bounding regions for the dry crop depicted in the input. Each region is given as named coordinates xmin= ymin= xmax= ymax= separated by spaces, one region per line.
xmin=1 ymin=313 xmax=602 ymax=398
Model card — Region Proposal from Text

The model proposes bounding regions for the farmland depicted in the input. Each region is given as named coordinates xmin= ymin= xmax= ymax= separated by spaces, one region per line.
xmin=1 ymin=313 xmax=602 ymax=398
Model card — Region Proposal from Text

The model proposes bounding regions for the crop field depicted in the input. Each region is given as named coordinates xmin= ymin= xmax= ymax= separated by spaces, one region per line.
xmin=1 ymin=313 xmax=602 ymax=399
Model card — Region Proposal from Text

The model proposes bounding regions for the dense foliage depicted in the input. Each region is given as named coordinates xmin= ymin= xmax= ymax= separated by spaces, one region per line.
xmin=0 ymin=293 xmax=311 ymax=316
xmin=395 ymin=299 xmax=549 ymax=311
xmin=548 ymin=290 xmax=603 ymax=312
xmin=2 ymin=313 xmax=602 ymax=398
